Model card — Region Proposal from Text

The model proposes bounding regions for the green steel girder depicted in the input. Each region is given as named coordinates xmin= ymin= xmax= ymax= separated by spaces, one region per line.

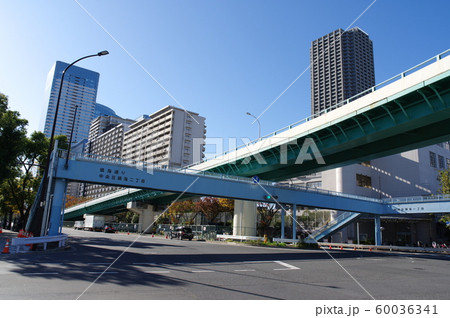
xmin=416 ymin=89 xmax=435 ymax=111
xmin=351 ymin=117 xmax=366 ymax=134
xmin=393 ymin=100 xmax=409 ymax=119
xmin=429 ymin=84 xmax=447 ymax=107
xmin=381 ymin=105 xmax=397 ymax=124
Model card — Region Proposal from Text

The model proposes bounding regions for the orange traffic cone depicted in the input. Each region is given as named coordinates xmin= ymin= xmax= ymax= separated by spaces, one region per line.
xmin=353 ymin=246 xmax=356 ymax=250
xmin=0 ymin=227 xmax=3 ymax=233
xmin=127 ymin=232 xmax=130 ymax=235
xmin=329 ymin=245 xmax=332 ymax=249
xmin=340 ymin=246 xmax=343 ymax=250
xmin=369 ymin=247 xmax=373 ymax=252
xmin=2 ymin=239 xmax=10 ymax=254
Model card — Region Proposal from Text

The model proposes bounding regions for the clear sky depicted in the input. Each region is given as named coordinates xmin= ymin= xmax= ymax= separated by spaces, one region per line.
xmin=1 ymin=0 xmax=449 ymax=151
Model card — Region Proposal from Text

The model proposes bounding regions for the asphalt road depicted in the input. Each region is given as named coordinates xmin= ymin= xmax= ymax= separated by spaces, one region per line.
xmin=0 ymin=228 xmax=449 ymax=300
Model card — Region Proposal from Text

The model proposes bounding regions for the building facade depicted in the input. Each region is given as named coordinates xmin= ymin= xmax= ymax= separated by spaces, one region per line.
xmin=310 ymin=27 xmax=375 ymax=115
xmin=83 ymin=116 xmax=136 ymax=198
xmin=44 ymin=61 xmax=100 ymax=144
xmin=83 ymin=106 xmax=206 ymax=198
xmin=122 ymin=106 xmax=206 ymax=168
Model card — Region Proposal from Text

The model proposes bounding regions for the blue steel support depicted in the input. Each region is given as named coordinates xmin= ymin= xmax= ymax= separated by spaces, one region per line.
xmin=292 ymin=204 xmax=297 ymax=241
xmin=281 ymin=208 xmax=285 ymax=239
xmin=374 ymin=215 xmax=382 ymax=246
xmin=47 ymin=178 xmax=67 ymax=236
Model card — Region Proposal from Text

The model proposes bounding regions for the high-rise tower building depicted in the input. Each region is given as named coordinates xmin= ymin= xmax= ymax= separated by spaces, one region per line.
xmin=44 ymin=61 xmax=100 ymax=144
xmin=310 ymin=27 xmax=375 ymax=115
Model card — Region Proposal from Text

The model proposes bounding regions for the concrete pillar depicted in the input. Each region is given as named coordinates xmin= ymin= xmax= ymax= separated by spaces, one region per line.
xmin=281 ymin=207 xmax=285 ymax=239
xmin=233 ymin=200 xmax=257 ymax=236
xmin=127 ymin=202 xmax=158 ymax=234
xmin=47 ymin=179 xmax=67 ymax=236
xmin=374 ymin=215 xmax=382 ymax=246
xmin=292 ymin=204 xmax=297 ymax=240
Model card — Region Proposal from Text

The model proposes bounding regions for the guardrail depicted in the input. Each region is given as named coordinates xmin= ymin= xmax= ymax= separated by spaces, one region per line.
xmin=318 ymin=242 xmax=450 ymax=254
xmin=10 ymin=234 xmax=68 ymax=254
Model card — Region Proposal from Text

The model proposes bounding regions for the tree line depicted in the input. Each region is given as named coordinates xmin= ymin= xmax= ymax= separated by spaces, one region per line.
xmin=0 ymin=92 xmax=67 ymax=229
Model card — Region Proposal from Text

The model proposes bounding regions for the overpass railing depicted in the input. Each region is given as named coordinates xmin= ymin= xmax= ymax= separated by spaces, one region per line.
xmin=185 ymin=48 xmax=450 ymax=169
xmin=383 ymin=194 xmax=450 ymax=204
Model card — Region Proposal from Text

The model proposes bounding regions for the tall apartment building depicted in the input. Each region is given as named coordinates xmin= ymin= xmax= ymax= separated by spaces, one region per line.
xmin=122 ymin=106 xmax=206 ymax=168
xmin=296 ymin=27 xmax=450 ymax=245
xmin=44 ymin=61 xmax=100 ymax=144
xmin=83 ymin=106 xmax=206 ymax=198
xmin=83 ymin=115 xmax=136 ymax=198
xmin=310 ymin=27 xmax=375 ymax=115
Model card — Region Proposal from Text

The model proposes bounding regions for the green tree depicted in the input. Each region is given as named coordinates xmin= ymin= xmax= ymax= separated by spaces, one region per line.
xmin=168 ymin=199 xmax=196 ymax=224
xmin=195 ymin=197 xmax=222 ymax=224
xmin=257 ymin=202 xmax=280 ymax=236
xmin=1 ymin=132 xmax=49 ymax=228
xmin=0 ymin=93 xmax=28 ymax=181
xmin=438 ymin=169 xmax=450 ymax=228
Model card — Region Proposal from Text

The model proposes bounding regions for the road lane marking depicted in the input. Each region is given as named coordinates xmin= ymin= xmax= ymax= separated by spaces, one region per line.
xmin=234 ymin=269 xmax=256 ymax=272
xmin=145 ymin=271 xmax=170 ymax=274
xmin=273 ymin=261 xmax=299 ymax=270
xmin=191 ymin=270 xmax=215 ymax=273
xmin=23 ymin=272 xmax=59 ymax=275
xmin=87 ymin=263 xmax=112 ymax=265
xmin=133 ymin=262 xmax=156 ymax=265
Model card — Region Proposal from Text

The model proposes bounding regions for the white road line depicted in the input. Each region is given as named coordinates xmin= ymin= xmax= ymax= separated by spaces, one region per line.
xmin=88 ymin=271 xmax=118 ymax=274
xmin=87 ymin=262 xmax=111 ymax=265
xmin=273 ymin=261 xmax=300 ymax=270
xmin=145 ymin=271 xmax=170 ymax=274
xmin=23 ymin=272 xmax=59 ymax=275
xmin=234 ymin=269 xmax=256 ymax=272
xmin=191 ymin=270 xmax=215 ymax=273
xmin=132 ymin=262 xmax=156 ymax=265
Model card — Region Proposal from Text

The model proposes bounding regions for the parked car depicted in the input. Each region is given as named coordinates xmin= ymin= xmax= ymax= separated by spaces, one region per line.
xmin=104 ymin=225 xmax=116 ymax=233
xmin=170 ymin=226 xmax=194 ymax=240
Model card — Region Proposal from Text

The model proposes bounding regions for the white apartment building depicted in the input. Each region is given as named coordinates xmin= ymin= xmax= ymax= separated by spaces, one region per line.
xmin=291 ymin=143 xmax=450 ymax=244
xmin=83 ymin=116 xmax=135 ymax=198
xmin=122 ymin=106 xmax=206 ymax=168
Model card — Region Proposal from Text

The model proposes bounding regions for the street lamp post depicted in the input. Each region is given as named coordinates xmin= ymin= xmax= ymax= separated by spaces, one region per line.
xmin=246 ymin=112 xmax=261 ymax=139
xmin=27 ymin=51 xmax=109 ymax=236
xmin=65 ymin=105 xmax=78 ymax=169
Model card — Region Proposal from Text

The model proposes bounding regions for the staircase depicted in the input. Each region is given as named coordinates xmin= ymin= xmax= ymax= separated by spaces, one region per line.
xmin=304 ymin=212 xmax=361 ymax=243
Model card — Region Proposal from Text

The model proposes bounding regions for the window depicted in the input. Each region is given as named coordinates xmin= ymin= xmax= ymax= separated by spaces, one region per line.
xmin=429 ymin=151 xmax=437 ymax=168
xmin=356 ymin=174 xmax=371 ymax=188
xmin=447 ymin=158 xmax=450 ymax=169
xmin=306 ymin=181 xmax=322 ymax=188
xmin=438 ymin=155 xmax=445 ymax=169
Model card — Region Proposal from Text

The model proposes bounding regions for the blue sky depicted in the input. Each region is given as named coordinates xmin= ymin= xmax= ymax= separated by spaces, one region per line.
xmin=1 ymin=0 xmax=449 ymax=148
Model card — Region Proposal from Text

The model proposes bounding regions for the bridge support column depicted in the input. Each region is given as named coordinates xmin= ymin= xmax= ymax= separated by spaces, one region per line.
xmin=127 ymin=202 xmax=159 ymax=234
xmin=233 ymin=200 xmax=257 ymax=236
xmin=281 ymin=207 xmax=285 ymax=239
xmin=292 ymin=204 xmax=297 ymax=241
xmin=47 ymin=179 xmax=67 ymax=236
xmin=374 ymin=215 xmax=382 ymax=246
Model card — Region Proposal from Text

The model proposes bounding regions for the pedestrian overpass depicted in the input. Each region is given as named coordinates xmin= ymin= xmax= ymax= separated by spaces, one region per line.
xmin=35 ymin=49 xmax=450 ymax=244
xmin=51 ymin=150 xmax=450 ymax=244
